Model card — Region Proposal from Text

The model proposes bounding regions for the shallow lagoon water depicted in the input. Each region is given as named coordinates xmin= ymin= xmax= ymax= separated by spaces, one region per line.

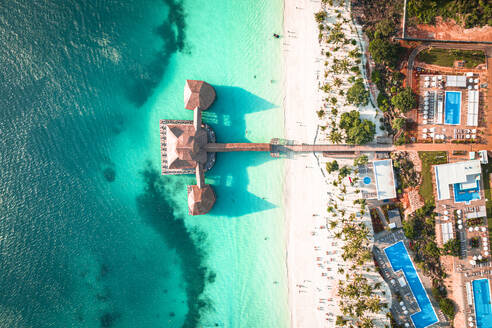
xmin=0 ymin=0 xmax=288 ymax=327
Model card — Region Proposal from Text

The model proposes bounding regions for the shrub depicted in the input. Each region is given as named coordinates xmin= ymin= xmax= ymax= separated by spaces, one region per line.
xmin=439 ymin=298 xmax=456 ymax=320
xmin=391 ymin=87 xmax=417 ymax=113
xmin=314 ymin=11 xmax=327 ymax=23
xmin=339 ymin=110 xmax=376 ymax=144
xmin=326 ymin=160 xmax=339 ymax=173
xmin=346 ymin=79 xmax=369 ymax=107
xmin=368 ymin=37 xmax=398 ymax=67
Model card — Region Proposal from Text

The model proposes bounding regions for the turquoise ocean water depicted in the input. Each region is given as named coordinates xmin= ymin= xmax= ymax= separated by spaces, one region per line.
xmin=0 ymin=0 xmax=288 ymax=327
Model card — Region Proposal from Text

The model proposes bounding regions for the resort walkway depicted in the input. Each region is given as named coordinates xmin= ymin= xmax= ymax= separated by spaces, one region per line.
xmin=205 ymin=142 xmax=492 ymax=153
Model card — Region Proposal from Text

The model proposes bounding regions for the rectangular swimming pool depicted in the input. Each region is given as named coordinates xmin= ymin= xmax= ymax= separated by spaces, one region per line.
xmin=473 ymin=279 xmax=492 ymax=328
xmin=444 ymin=91 xmax=461 ymax=125
xmin=385 ymin=241 xmax=438 ymax=328
xmin=454 ymin=180 xmax=481 ymax=203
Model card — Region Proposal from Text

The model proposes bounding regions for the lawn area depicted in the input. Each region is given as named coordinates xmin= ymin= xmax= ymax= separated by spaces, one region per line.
xmin=482 ymin=160 xmax=492 ymax=243
xmin=418 ymin=151 xmax=448 ymax=205
xmin=416 ymin=48 xmax=486 ymax=68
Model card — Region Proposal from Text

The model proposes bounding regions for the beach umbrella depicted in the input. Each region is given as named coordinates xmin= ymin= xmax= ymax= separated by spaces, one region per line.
xmin=423 ymin=128 xmax=428 ymax=133
xmin=470 ymin=260 xmax=476 ymax=265
xmin=423 ymin=115 xmax=428 ymax=119
xmin=402 ymin=306 xmax=407 ymax=311
xmin=485 ymin=251 xmax=489 ymax=256
xmin=482 ymin=227 xmax=487 ymax=232
xmin=475 ymin=226 xmax=480 ymax=231
xmin=458 ymin=220 xmax=462 ymax=224
xmin=484 ymin=246 xmax=488 ymax=251
xmin=470 ymin=322 xmax=474 ymax=327
xmin=473 ymin=255 xmax=478 ymax=260
xmin=424 ymin=105 xmax=429 ymax=110
xmin=469 ymin=78 xmax=474 ymax=83
xmin=483 ymin=237 xmax=488 ymax=242
xmin=423 ymin=119 xmax=428 ymax=124
xmin=422 ymin=133 xmax=427 ymax=139
xmin=404 ymin=310 xmax=408 ymax=315
xmin=474 ymin=78 xmax=479 ymax=83
xmin=478 ymin=255 xmax=483 ymax=260
xmin=469 ymin=227 xmax=474 ymax=232
xmin=468 ymin=85 xmax=472 ymax=89
xmin=400 ymin=301 xmax=404 ymax=306
xmin=475 ymin=85 xmax=479 ymax=89
xmin=457 ymin=209 xmax=462 ymax=215
xmin=472 ymin=134 xmax=476 ymax=139
xmin=469 ymin=317 xmax=473 ymax=322
xmin=472 ymin=129 xmax=477 ymax=133
xmin=458 ymin=224 xmax=463 ymax=230
xmin=444 ymin=210 xmax=449 ymax=215
xmin=405 ymin=323 xmax=410 ymax=327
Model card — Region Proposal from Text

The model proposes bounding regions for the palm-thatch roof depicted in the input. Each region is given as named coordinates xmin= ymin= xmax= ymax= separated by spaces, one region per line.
xmin=166 ymin=124 xmax=207 ymax=170
xmin=184 ymin=80 xmax=216 ymax=110
xmin=187 ymin=184 xmax=216 ymax=215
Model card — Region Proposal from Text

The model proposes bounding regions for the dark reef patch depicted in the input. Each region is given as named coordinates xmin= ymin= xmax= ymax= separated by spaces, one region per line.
xmin=127 ymin=0 xmax=187 ymax=107
xmin=103 ymin=167 xmax=116 ymax=182
xmin=136 ymin=163 xmax=212 ymax=328
xmin=100 ymin=312 xmax=121 ymax=328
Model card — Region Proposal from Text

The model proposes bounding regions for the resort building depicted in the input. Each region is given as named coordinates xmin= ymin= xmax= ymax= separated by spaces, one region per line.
xmin=160 ymin=80 xmax=218 ymax=215
xmin=359 ymin=159 xmax=397 ymax=201
xmin=434 ymin=160 xmax=482 ymax=202
xmin=416 ymin=72 xmax=482 ymax=143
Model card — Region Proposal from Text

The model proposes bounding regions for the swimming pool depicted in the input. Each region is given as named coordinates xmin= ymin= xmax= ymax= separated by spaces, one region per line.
xmin=444 ymin=91 xmax=461 ymax=125
xmin=384 ymin=241 xmax=439 ymax=328
xmin=472 ymin=279 xmax=492 ymax=328
xmin=454 ymin=180 xmax=481 ymax=203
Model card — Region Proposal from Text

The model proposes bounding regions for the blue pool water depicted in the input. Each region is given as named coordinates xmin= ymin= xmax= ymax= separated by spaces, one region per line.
xmin=473 ymin=279 xmax=492 ymax=328
xmin=385 ymin=241 xmax=439 ymax=328
xmin=454 ymin=180 xmax=481 ymax=203
xmin=444 ymin=91 xmax=461 ymax=125
xmin=363 ymin=176 xmax=372 ymax=185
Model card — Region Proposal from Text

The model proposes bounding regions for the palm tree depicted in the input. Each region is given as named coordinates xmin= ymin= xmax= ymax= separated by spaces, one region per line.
xmin=329 ymin=130 xmax=343 ymax=144
xmin=333 ymin=77 xmax=343 ymax=87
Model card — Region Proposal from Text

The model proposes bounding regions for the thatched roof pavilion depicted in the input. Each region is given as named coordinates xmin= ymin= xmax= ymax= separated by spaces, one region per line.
xmin=166 ymin=124 xmax=207 ymax=170
xmin=184 ymin=80 xmax=216 ymax=110
xmin=187 ymin=184 xmax=216 ymax=215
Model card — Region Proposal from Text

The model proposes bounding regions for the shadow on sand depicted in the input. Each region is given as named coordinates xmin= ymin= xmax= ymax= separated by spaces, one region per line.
xmin=201 ymin=85 xmax=279 ymax=217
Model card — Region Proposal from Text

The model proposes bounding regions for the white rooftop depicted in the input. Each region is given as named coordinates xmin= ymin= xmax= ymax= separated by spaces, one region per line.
xmin=373 ymin=159 xmax=397 ymax=200
xmin=446 ymin=75 xmax=467 ymax=88
xmin=441 ymin=221 xmax=453 ymax=244
xmin=434 ymin=160 xmax=482 ymax=201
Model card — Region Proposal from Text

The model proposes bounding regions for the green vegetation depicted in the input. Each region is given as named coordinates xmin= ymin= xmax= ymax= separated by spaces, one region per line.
xmin=346 ymin=79 xmax=369 ymax=106
xmin=368 ymin=38 xmax=399 ymax=68
xmin=416 ymin=48 xmax=486 ymax=69
xmin=407 ymin=0 xmax=492 ymax=28
xmin=391 ymin=117 xmax=406 ymax=131
xmin=439 ymin=298 xmax=456 ymax=320
xmin=391 ymin=152 xmax=420 ymax=188
xmin=482 ymin=159 xmax=492 ymax=244
xmin=391 ymin=88 xmax=417 ymax=113
xmin=340 ymin=110 xmax=376 ymax=145
xmin=326 ymin=160 xmax=339 ymax=173
xmin=418 ymin=152 xmax=447 ymax=205
xmin=442 ymin=238 xmax=460 ymax=256
xmin=354 ymin=155 xmax=369 ymax=166
xmin=314 ymin=11 xmax=327 ymax=23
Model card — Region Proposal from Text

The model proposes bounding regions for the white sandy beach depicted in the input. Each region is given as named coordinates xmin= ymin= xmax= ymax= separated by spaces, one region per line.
xmin=283 ymin=0 xmax=390 ymax=327
xmin=283 ymin=0 xmax=331 ymax=327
